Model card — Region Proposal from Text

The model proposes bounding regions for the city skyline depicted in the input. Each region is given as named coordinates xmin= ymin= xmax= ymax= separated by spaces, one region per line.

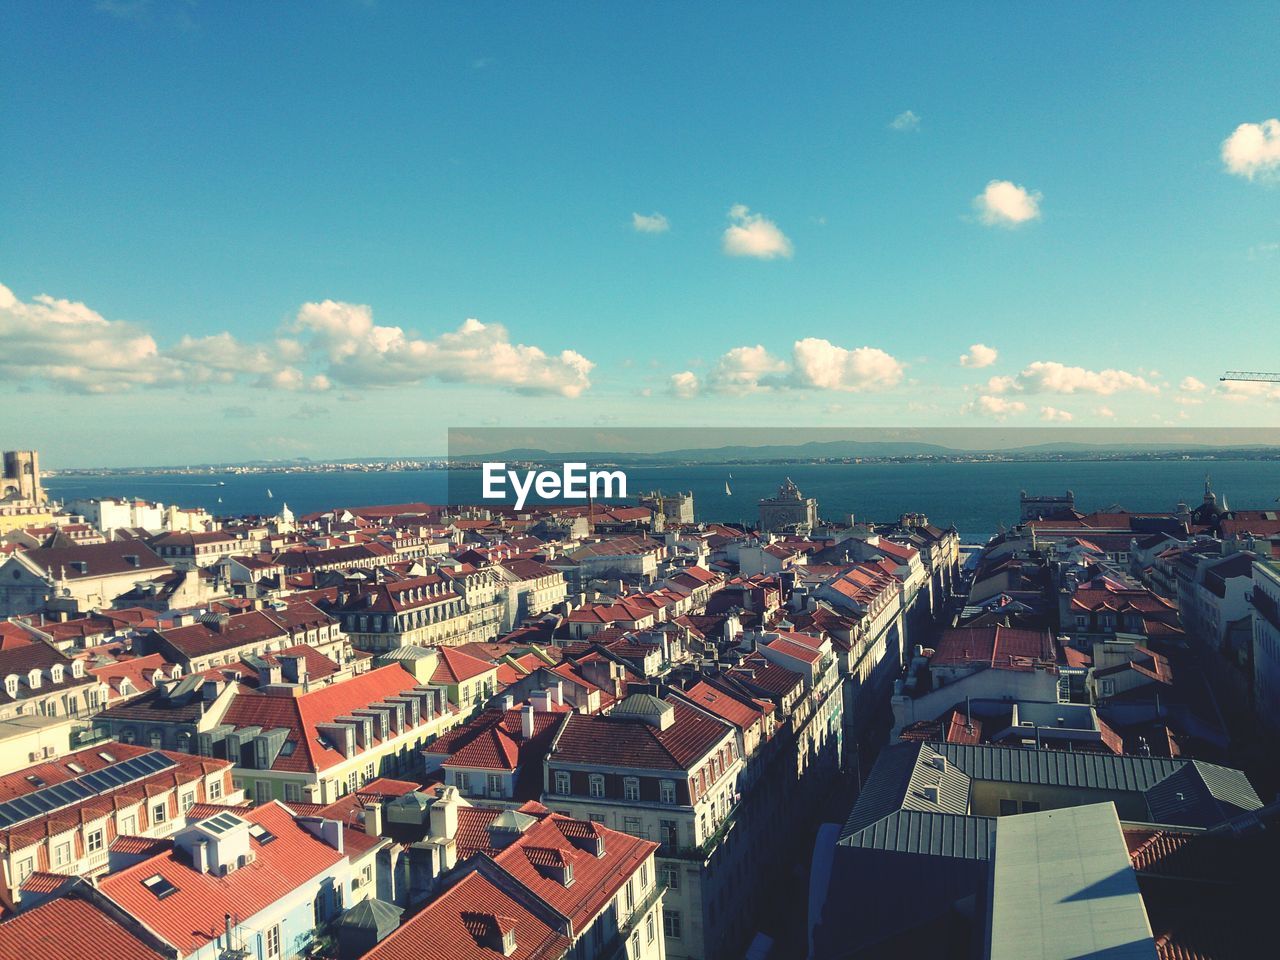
xmin=4 ymin=2 xmax=1280 ymax=466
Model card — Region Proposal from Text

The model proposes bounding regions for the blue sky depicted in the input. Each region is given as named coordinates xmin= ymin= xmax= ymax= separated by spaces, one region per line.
xmin=2 ymin=1 xmax=1279 ymax=466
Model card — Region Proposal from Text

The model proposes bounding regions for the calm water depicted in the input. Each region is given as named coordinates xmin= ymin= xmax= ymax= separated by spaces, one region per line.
xmin=44 ymin=459 xmax=1280 ymax=543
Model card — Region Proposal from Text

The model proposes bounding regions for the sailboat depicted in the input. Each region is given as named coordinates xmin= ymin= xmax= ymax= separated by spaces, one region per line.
xmin=267 ymin=488 xmax=274 ymax=499
xmin=725 ymin=479 xmax=733 ymax=496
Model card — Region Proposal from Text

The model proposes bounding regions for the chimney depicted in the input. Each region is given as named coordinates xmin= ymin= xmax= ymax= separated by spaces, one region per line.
xmin=258 ymin=663 xmax=282 ymax=687
xmin=502 ymin=694 xmax=514 ymax=710
xmin=224 ymin=914 xmax=234 ymax=951
xmin=430 ymin=787 xmax=460 ymax=841
xmin=521 ymin=703 xmax=535 ymax=740
xmin=280 ymin=653 xmax=308 ymax=685
xmin=364 ymin=801 xmax=383 ymax=837
xmin=552 ymin=681 xmax=564 ymax=706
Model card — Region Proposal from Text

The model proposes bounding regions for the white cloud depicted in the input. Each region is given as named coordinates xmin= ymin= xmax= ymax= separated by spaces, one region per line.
xmin=960 ymin=343 xmax=998 ymax=368
xmin=1039 ymin=405 xmax=1073 ymax=422
xmin=722 ymin=205 xmax=793 ymax=259
xmin=790 ymin=338 xmax=904 ymax=392
xmin=1094 ymin=406 xmax=1116 ymax=419
xmin=669 ymin=370 xmax=700 ymax=399
xmin=632 ymin=212 xmax=670 ymax=234
xmin=997 ymin=361 xmax=1158 ymax=396
xmin=984 ymin=374 xmax=1018 ymax=394
xmin=1220 ymin=380 xmax=1280 ymax=402
xmin=0 ymin=281 xmax=594 ymax=399
xmin=973 ymin=180 xmax=1042 ymax=227
xmin=963 ymin=395 xmax=1027 ymax=419
xmin=0 ymin=282 xmax=180 ymax=393
xmin=707 ymin=344 xmax=790 ymax=394
xmin=290 ymin=304 xmax=594 ymax=397
xmin=1222 ymin=119 xmax=1280 ymax=180
xmin=890 ymin=110 xmax=920 ymax=132
xmin=702 ymin=339 xmax=904 ymax=395
xmin=1179 ymin=376 xmax=1206 ymax=393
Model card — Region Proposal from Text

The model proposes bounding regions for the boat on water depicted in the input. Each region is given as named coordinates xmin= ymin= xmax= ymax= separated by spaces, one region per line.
xmin=725 ymin=480 xmax=732 ymax=495
xmin=267 ymin=488 xmax=274 ymax=498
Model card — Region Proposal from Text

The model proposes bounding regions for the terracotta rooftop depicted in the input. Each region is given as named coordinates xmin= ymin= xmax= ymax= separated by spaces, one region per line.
xmin=0 ymin=894 xmax=166 ymax=960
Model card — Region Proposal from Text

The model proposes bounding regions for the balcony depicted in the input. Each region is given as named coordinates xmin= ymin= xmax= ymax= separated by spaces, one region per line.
xmin=665 ymin=801 xmax=741 ymax=862
xmin=600 ymin=882 xmax=665 ymax=960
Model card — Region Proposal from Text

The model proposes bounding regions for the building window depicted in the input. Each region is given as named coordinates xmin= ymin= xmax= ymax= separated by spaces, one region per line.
xmin=624 ymin=816 xmax=642 ymax=837
xmin=265 ymin=925 xmax=280 ymax=958
xmin=647 ymin=912 xmax=656 ymax=944
xmin=456 ymin=771 xmax=471 ymax=794
xmin=623 ymin=776 xmax=640 ymax=801
xmin=589 ymin=774 xmax=605 ymax=798
xmin=625 ymin=878 xmax=635 ymax=911
xmin=17 ymin=858 xmax=33 ymax=882
xmin=554 ymin=771 xmax=571 ymax=795
xmin=53 ymin=841 xmax=72 ymax=867
xmin=661 ymin=864 xmax=679 ymax=890
xmin=284 ymin=782 xmax=302 ymax=802
xmin=663 ymin=909 xmax=682 ymax=939
xmin=659 ymin=779 xmax=676 ymax=804
xmin=152 ymin=802 xmax=167 ymax=824
xmin=487 ymin=773 xmax=503 ymax=797
xmin=1021 ymin=800 xmax=1041 ymax=813
xmin=87 ymin=830 xmax=104 ymax=853
xmin=364 ymin=762 xmax=375 ymax=782
xmin=181 ymin=792 xmax=195 ymax=812
xmin=659 ymin=820 xmax=678 ymax=854
xmin=630 ymin=932 xmax=640 ymax=957
xmin=208 ymin=779 xmax=223 ymax=800
xmin=640 ymin=863 xmax=648 ymax=888
xmin=999 ymin=799 xmax=1019 ymax=816
xmin=121 ymin=815 xmax=137 ymax=834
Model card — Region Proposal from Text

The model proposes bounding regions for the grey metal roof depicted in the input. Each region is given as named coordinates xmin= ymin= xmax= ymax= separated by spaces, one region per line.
xmin=339 ymin=898 xmax=403 ymax=935
xmin=839 ymin=743 xmax=970 ymax=842
xmin=933 ymin=741 xmax=1184 ymax=792
xmin=843 ymin=809 xmax=996 ymax=860
xmin=1145 ymin=760 xmax=1263 ymax=827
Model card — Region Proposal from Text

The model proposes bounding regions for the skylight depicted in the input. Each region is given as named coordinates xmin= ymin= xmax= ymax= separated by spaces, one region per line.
xmin=141 ymin=874 xmax=178 ymax=899
xmin=247 ymin=823 xmax=276 ymax=844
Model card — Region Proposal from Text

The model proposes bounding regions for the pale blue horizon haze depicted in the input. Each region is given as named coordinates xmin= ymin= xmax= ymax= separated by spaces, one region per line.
xmin=2 ymin=1 xmax=1279 ymax=467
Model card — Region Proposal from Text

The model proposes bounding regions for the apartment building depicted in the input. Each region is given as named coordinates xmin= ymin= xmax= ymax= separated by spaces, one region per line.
xmin=0 ymin=742 xmax=236 ymax=910
xmin=543 ymin=692 xmax=742 ymax=960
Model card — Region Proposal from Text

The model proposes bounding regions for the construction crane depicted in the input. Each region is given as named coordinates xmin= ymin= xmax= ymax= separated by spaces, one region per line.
xmin=1221 ymin=371 xmax=1280 ymax=382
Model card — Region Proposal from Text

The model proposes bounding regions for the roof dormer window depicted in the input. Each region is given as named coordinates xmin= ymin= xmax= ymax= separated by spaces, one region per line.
xmin=27 ymin=669 xmax=41 ymax=690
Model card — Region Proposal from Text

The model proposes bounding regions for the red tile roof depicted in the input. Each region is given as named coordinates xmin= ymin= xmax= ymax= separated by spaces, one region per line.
xmin=550 ymin=697 xmax=732 ymax=771
xmin=98 ymin=802 xmax=347 ymax=954
xmin=929 ymin=625 xmax=1055 ymax=671
xmin=432 ymin=647 xmax=499 ymax=685
xmin=0 ymin=895 xmax=166 ymax=960
xmin=220 ymin=664 xmax=433 ymax=773
xmin=492 ymin=814 xmax=657 ymax=929
xmin=362 ymin=869 xmax=570 ymax=960
xmin=681 ymin=680 xmax=770 ymax=732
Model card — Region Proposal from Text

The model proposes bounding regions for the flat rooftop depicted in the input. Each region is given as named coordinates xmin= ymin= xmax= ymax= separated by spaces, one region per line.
xmin=988 ymin=803 xmax=1156 ymax=960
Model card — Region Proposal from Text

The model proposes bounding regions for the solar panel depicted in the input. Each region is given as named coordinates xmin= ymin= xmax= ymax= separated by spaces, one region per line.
xmin=202 ymin=811 xmax=246 ymax=834
xmin=0 ymin=751 xmax=178 ymax=829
